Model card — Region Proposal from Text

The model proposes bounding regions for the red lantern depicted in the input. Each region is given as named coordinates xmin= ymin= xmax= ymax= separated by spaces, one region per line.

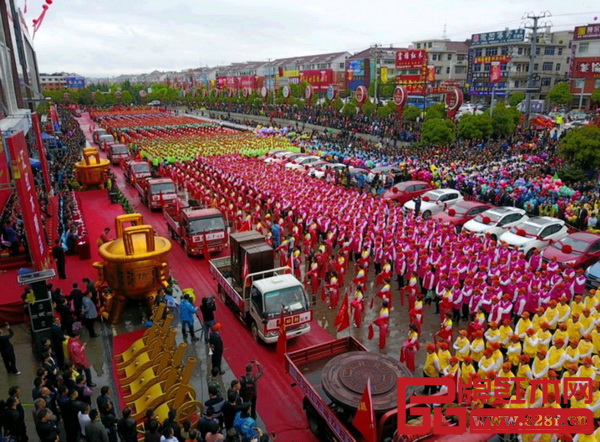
xmin=562 ymin=244 xmax=572 ymax=254
xmin=391 ymin=186 xmax=398 ymax=193
xmin=42 ymin=4 xmax=48 ymax=9
xmin=46 ymin=0 xmax=52 ymax=4
xmin=517 ymin=229 xmax=526 ymax=237
xmin=422 ymin=196 xmax=430 ymax=202
xmin=448 ymin=208 xmax=456 ymax=216
xmin=482 ymin=216 xmax=491 ymax=224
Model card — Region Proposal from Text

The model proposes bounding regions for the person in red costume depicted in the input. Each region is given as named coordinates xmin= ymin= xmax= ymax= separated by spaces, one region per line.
xmin=67 ymin=327 xmax=96 ymax=387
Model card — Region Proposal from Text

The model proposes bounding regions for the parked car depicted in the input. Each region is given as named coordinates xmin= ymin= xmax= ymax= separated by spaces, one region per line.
xmin=432 ymin=201 xmax=494 ymax=229
xmin=585 ymin=261 xmax=600 ymax=289
xmin=148 ymin=100 xmax=161 ymax=106
xmin=303 ymin=160 xmax=329 ymax=174
xmin=542 ymin=232 xmax=600 ymax=268
xmin=264 ymin=151 xmax=295 ymax=164
xmin=258 ymin=148 xmax=288 ymax=160
xmin=382 ymin=180 xmax=432 ymax=205
xmin=273 ymin=153 xmax=307 ymax=165
xmin=311 ymin=163 xmax=347 ymax=179
xmin=403 ymin=188 xmax=463 ymax=219
xmin=285 ymin=155 xmax=321 ymax=171
xmin=499 ymin=216 xmax=569 ymax=258
xmin=463 ymin=207 xmax=528 ymax=240
xmin=369 ymin=166 xmax=404 ymax=189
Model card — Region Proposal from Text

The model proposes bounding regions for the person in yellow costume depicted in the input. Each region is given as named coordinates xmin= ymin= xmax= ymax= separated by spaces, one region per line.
xmin=556 ymin=295 xmax=571 ymax=324
xmin=499 ymin=319 xmax=513 ymax=348
xmin=548 ymin=339 xmax=568 ymax=374
xmin=566 ymin=313 xmax=582 ymax=342
xmin=587 ymin=381 xmax=600 ymax=421
xmin=524 ymin=382 xmax=543 ymax=408
xmin=570 ymin=295 xmax=585 ymax=317
xmin=469 ymin=330 xmax=485 ymax=365
xmin=497 ymin=361 xmax=516 ymax=398
xmin=506 ymin=334 xmax=522 ymax=367
xmin=443 ymin=356 xmax=460 ymax=377
xmin=516 ymin=311 xmax=532 ymax=339
xmin=532 ymin=349 xmax=550 ymax=380
xmin=523 ymin=328 xmax=540 ymax=358
xmin=437 ymin=342 xmax=451 ymax=373
xmin=459 ymin=356 xmax=475 ymax=385
xmin=452 ymin=329 xmax=470 ymax=361
xmin=532 ymin=306 xmax=547 ymax=330
xmin=552 ymin=322 xmax=569 ymax=348
xmin=516 ymin=354 xmax=533 ymax=391
xmin=477 ymin=348 xmax=497 ymax=378
xmin=576 ymin=357 xmax=597 ymax=381
xmin=564 ymin=339 xmax=581 ymax=370
xmin=546 ymin=370 xmax=561 ymax=399
xmin=422 ymin=344 xmax=441 ymax=395
xmin=484 ymin=321 xmax=501 ymax=346
xmin=544 ymin=300 xmax=559 ymax=330
xmin=574 ymin=427 xmax=600 ymax=442
xmin=579 ymin=308 xmax=595 ymax=337
xmin=560 ymin=363 xmax=580 ymax=398
xmin=591 ymin=322 xmax=600 ymax=354
xmin=577 ymin=334 xmax=594 ymax=361
xmin=536 ymin=322 xmax=553 ymax=353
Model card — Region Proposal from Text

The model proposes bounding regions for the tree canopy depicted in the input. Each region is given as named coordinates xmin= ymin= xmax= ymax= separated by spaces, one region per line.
xmin=421 ymin=118 xmax=455 ymax=146
xmin=558 ymin=126 xmax=600 ymax=169
xmin=547 ymin=82 xmax=573 ymax=106
xmin=458 ymin=113 xmax=492 ymax=140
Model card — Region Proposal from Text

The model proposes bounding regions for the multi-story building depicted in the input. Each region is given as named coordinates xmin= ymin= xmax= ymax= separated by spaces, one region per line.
xmin=466 ymin=28 xmax=572 ymax=103
xmin=40 ymin=73 xmax=86 ymax=90
xmin=412 ymin=39 xmax=470 ymax=93
xmin=346 ymin=46 xmax=406 ymax=94
xmin=569 ymin=24 xmax=600 ymax=110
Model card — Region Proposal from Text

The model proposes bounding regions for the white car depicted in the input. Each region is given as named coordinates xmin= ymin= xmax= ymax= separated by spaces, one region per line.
xmin=264 ymin=151 xmax=294 ymax=164
xmin=285 ymin=155 xmax=321 ymax=171
xmin=403 ymin=188 xmax=463 ymax=219
xmin=311 ymin=163 xmax=347 ymax=179
xmin=463 ymin=207 xmax=528 ymax=240
xmin=499 ymin=216 xmax=569 ymax=258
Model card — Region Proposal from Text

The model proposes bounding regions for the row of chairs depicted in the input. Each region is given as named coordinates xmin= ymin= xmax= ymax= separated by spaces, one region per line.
xmin=114 ymin=304 xmax=204 ymax=424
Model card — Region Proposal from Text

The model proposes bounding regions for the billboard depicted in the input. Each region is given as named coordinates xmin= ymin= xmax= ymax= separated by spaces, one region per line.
xmin=5 ymin=131 xmax=49 ymax=270
xmin=471 ymin=29 xmax=525 ymax=46
xmin=348 ymin=60 xmax=364 ymax=76
xmin=571 ymin=57 xmax=600 ymax=78
xmin=65 ymin=76 xmax=86 ymax=88
xmin=299 ymin=69 xmax=334 ymax=91
xmin=468 ymin=81 xmax=507 ymax=96
xmin=395 ymin=74 xmax=426 ymax=94
xmin=573 ymin=24 xmax=600 ymax=40
xmin=473 ymin=55 xmax=511 ymax=64
xmin=395 ymin=49 xmax=427 ymax=69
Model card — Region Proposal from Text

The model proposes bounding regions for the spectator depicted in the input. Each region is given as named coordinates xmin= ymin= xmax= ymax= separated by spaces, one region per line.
xmin=162 ymin=408 xmax=181 ymax=441
xmin=51 ymin=239 xmax=67 ymax=279
xmin=144 ymin=419 xmax=162 ymax=442
xmin=0 ymin=323 xmax=20 ymax=375
xmin=35 ymin=408 xmax=59 ymax=442
xmin=223 ymin=391 xmax=243 ymax=431
xmin=204 ymin=386 xmax=225 ymax=428
xmin=78 ymin=403 xmax=91 ymax=438
xmin=233 ymin=403 xmax=257 ymax=442
xmin=205 ymin=421 xmax=225 ymax=442
xmin=67 ymin=328 xmax=96 ymax=387
xmin=81 ymin=291 xmax=99 ymax=338
xmin=117 ymin=408 xmax=138 ymax=442
xmin=160 ymin=426 xmax=178 ymax=442
xmin=179 ymin=294 xmax=199 ymax=342
xmin=85 ymin=409 xmax=109 ymax=442
xmin=197 ymin=406 xmax=218 ymax=441
xmin=209 ymin=323 xmax=224 ymax=374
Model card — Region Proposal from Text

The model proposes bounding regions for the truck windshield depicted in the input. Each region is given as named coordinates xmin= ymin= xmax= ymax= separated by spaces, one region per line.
xmin=263 ymin=286 xmax=308 ymax=317
xmin=112 ymin=146 xmax=129 ymax=154
xmin=151 ymin=183 xmax=175 ymax=194
xmin=133 ymin=164 xmax=150 ymax=173
xmin=188 ymin=216 xmax=225 ymax=234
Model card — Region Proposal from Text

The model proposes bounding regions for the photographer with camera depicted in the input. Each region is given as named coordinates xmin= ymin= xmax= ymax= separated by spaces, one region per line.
xmin=240 ymin=361 xmax=263 ymax=420
xmin=200 ymin=295 xmax=217 ymax=344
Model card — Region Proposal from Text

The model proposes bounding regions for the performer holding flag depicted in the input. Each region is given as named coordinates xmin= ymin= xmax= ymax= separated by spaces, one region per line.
xmin=369 ymin=299 xmax=390 ymax=349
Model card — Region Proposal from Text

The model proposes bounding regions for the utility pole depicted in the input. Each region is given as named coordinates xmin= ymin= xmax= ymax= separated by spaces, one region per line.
xmin=371 ymin=44 xmax=381 ymax=106
xmin=522 ymin=11 xmax=551 ymax=128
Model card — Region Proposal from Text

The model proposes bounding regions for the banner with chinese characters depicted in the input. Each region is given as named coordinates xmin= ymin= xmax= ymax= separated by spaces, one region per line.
xmin=473 ymin=55 xmax=511 ymax=64
xmin=574 ymin=24 xmax=600 ymax=40
xmin=395 ymin=74 xmax=426 ymax=94
xmin=6 ymin=131 xmax=49 ymax=270
xmin=299 ymin=69 xmax=334 ymax=91
xmin=471 ymin=29 xmax=525 ymax=46
xmin=395 ymin=49 xmax=427 ymax=69
xmin=571 ymin=57 xmax=600 ymax=78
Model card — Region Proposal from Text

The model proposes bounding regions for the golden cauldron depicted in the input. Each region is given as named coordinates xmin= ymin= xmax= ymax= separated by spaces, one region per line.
xmin=94 ymin=214 xmax=172 ymax=323
xmin=74 ymin=147 xmax=110 ymax=189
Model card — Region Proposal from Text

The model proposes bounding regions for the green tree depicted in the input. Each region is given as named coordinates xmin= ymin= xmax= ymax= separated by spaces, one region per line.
xmin=458 ymin=113 xmax=493 ymax=140
xmin=591 ymin=88 xmax=600 ymax=104
xmin=547 ymin=82 xmax=573 ymax=106
xmin=489 ymin=102 xmax=517 ymax=138
xmin=508 ymin=92 xmax=525 ymax=107
xmin=342 ymin=102 xmax=358 ymax=116
xmin=403 ymin=105 xmax=421 ymax=122
xmin=421 ymin=118 xmax=455 ymax=146
xmin=425 ymin=102 xmax=446 ymax=119
xmin=558 ymin=126 xmax=600 ymax=169
xmin=362 ymin=99 xmax=376 ymax=117
xmin=331 ymin=96 xmax=344 ymax=112
xmin=121 ymin=90 xmax=133 ymax=104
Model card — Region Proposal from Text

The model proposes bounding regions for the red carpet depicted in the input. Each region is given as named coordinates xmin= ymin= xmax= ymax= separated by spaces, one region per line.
xmin=112 ymin=329 xmax=146 ymax=410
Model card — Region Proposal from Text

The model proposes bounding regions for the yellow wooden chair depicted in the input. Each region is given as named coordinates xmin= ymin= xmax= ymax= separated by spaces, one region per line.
xmin=116 ymin=310 xmax=172 ymax=368
xmin=119 ymin=328 xmax=177 ymax=383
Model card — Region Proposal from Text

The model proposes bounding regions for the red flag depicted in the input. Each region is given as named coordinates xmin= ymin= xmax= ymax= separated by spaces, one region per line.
xmin=334 ymin=291 xmax=350 ymax=332
xmin=276 ymin=309 xmax=287 ymax=361
xmin=202 ymin=232 xmax=211 ymax=260
xmin=242 ymin=252 xmax=251 ymax=287
xmin=352 ymin=378 xmax=377 ymax=442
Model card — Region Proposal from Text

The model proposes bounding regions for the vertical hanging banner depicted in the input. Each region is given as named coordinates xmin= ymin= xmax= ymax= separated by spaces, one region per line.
xmin=490 ymin=62 xmax=502 ymax=83
xmin=6 ymin=131 xmax=49 ymax=270
xmin=31 ymin=112 xmax=51 ymax=192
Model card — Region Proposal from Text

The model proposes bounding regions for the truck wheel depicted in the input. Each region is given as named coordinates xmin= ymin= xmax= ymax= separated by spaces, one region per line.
xmin=491 ymin=234 xmax=497 ymax=241
xmin=218 ymin=286 xmax=227 ymax=305
xmin=422 ymin=210 xmax=431 ymax=220
xmin=250 ymin=322 xmax=259 ymax=342
xmin=304 ymin=401 xmax=322 ymax=436
xmin=526 ymin=248 xmax=535 ymax=259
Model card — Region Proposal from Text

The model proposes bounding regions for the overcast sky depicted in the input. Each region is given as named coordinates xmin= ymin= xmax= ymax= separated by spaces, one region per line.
xmin=24 ymin=0 xmax=600 ymax=78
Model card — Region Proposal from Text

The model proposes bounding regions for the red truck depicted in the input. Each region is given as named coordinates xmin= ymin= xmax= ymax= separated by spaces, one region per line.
xmin=286 ymin=337 xmax=490 ymax=442
xmin=124 ymin=161 xmax=152 ymax=186
xmin=106 ymin=143 xmax=131 ymax=165
xmin=135 ymin=177 xmax=177 ymax=210
xmin=164 ymin=202 xmax=227 ymax=256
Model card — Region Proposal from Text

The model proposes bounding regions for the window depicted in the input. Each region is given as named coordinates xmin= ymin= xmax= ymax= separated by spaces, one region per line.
xmin=447 ymin=54 xmax=452 ymax=61
xmin=535 ymin=47 xmax=540 ymax=55
xmin=555 ymin=63 xmax=561 ymax=72
xmin=432 ymin=54 xmax=439 ymax=61
xmin=436 ymin=67 xmax=441 ymax=74
xmin=501 ymin=46 xmax=509 ymax=55
xmin=514 ymin=80 xmax=520 ymax=88
xmin=474 ymin=48 xmax=483 ymax=57
xmin=428 ymin=42 xmax=433 ymax=48
xmin=455 ymin=66 xmax=466 ymax=74
xmin=416 ymin=43 xmax=421 ymax=49
xmin=457 ymin=55 xmax=466 ymax=61
xmin=501 ymin=63 xmax=508 ymax=71
xmin=446 ymin=67 xmax=450 ymax=74
xmin=544 ymin=47 xmax=555 ymax=55
xmin=542 ymin=62 xmax=553 ymax=71
xmin=533 ymin=63 xmax=539 ymax=71
xmin=473 ymin=64 xmax=481 ymax=72
xmin=574 ymin=79 xmax=584 ymax=89
xmin=486 ymin=47 xmax=498 ymax=56
xmin=579 ymin=43 xmax=589 ymax=54
xmin=339 ymin=63 xmax=344 ymax=69
xmin=518 ymin=47 xmax=524 ymax=55
xmin=558 ymin=48 xmax=563 ymax=56
xmin=541 ymin=77 xmax=551 ymax=86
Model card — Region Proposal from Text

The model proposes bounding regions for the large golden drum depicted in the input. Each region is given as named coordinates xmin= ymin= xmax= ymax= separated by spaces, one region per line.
xmin=94 ymin=214 xmax=172 ymax=323
xmin=74 ymin=147 xmax=110 ymax=189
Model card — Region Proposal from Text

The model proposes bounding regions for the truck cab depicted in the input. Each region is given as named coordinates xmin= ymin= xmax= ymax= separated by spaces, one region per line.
xmin=106 ymin=143 xmax=130 ymax=165
xmin=136 ymin=178 xmax=177 ymax=210
xmin=249 ymin=274 xmax=311 ymax=343
xmin=98 ymin=134 xmax=115 ymax=150
xmin=165 ymin=204 xmax=227 ymax=256
xmin=92 ymin=128 xmax=107 ymax=144
xmin=124 ymin=161 xmax=152 ymax=185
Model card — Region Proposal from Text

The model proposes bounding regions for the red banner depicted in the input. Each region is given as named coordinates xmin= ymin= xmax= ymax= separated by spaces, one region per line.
xmin=299 ymin=69 xmax=334 ymax=91
xmin=239 ymin=75 xmax=256 ymax=89
xmin=395 ymin=74 xmax=426 ymax=94
xmin=427 ymin=66 xmax=436 ymax=83
xmin=6 ymin=131 xmax=49 ymax=270
xmin=31 ymin=112 xmax=52 ymax=192
xmin=571 ymin=57 xmax=600 ymax=78
xmin=396 ymin=49 xmax=427 ymax=69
